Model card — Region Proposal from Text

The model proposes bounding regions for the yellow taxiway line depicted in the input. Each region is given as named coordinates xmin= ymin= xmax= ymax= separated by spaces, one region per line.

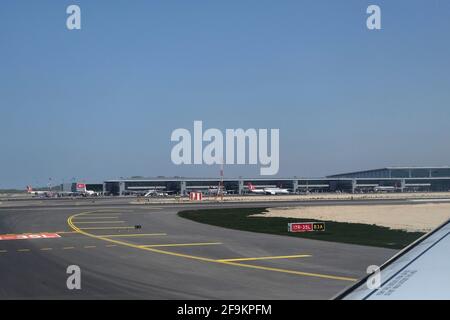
xmin=67 ymin=211 xmax=357 ymax=282
xmin=217 ymin=254 xmax=312 ymax=263
xmin=102 ymin=233 xmax=167 ymax=238
xmin=78 ymin=226 xmax=136 ymax=230
xmin=140 ymin=242 xmax=222 ymax=248
xmin=74 ymin=221 xmax=125 ymax=224
xmin=72 ymin=217 xmax=120 ymax=220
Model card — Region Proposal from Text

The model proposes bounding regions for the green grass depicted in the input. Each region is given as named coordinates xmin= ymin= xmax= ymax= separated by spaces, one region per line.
xmin=178 ymin=208 xmax=425 ymax=249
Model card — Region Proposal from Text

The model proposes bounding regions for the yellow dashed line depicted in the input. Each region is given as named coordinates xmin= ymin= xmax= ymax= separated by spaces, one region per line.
xmin=222 ymin=261 xmax=358 ymax=281
xmin=79 ymin=227 xmax=136 ymax=230
xmin=67 ymin=211 xmax=357 ymax=282
xmin=74 ymin=221 xmax=125 ymax=224
xmin=0 ymin=250 xmax=7 ymax=253
xmin=63 ymin=247 xmax=75 ymax=250
xmin=17 ymin=249 xmax=30 ymax=252
xmin=73 ymin=217 xmax=120 ymax=220
xmin=217 ymin=254 xmax=312 ymax=263
xmin=140 ymin=242 xmax=222 ymax=248
xmin=102 ymin=233 xmax=167 ymax=238
xmin=84 ymin=246 xmax=96 ymax=249
xmin=40 ymin=248 xmax=53 ymax=251
xmin=105 ymin=244 xmax=118 ymax=247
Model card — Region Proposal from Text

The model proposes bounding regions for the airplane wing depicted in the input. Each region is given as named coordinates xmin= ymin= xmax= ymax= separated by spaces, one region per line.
xmin=336 ymin=219 xmax=450 ymax=300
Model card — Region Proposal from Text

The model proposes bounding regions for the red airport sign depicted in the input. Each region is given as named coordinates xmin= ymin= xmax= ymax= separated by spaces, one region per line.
xmin=288 ymin=222 xmax=326 ymax=233
xmin=0 ymin=233 xmax=61 ymax=241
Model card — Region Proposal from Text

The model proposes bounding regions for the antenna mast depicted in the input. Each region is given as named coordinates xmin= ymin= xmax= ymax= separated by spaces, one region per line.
xmin=218 ymin=159 xmax=224 ymax=201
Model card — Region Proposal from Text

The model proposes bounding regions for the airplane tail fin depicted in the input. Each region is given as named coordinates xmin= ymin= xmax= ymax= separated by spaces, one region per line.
xmin=247 ymin=183 xmax=255 ymax=191
xmin=26 ymin=185 xmax=32 ymax=193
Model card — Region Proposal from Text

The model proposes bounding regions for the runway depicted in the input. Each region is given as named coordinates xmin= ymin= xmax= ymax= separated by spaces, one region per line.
xmin=0 ymin=199 xmax=399 ymax=299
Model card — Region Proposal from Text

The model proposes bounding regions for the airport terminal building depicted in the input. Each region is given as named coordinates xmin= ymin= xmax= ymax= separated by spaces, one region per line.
xmin=100 ymin=166 xmax=450 ymax=196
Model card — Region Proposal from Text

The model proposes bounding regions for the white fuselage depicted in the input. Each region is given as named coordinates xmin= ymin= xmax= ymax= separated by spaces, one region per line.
xmin=263 ymin=188 xmax=290 ymax=195
xmin=249 ymin=187 xmax=289 ymax=195
xmin=144 ymin=190 xmax=169 ymax=197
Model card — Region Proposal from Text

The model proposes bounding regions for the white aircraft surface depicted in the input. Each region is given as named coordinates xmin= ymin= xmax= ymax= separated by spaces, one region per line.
xmin=26 ymin=185 xmax=82 ymax=197
xmin=208 ymin=187 xmax=228 ymax=195
xmin=26 ymin=186 xmax=51 ymax=196
xmin=337 ymin=219 xmax=450 ymax=300
xmin=247 ymin=183 xmax=290 ymax=195
xmin=27 ymin=186 xmax=55 ymax=197
xmin=84 ymin=189 xmax=99 ymax=196
xmin=144 ymin=190 xmax=171 ymax=197
xmin=374 ymin=186 xmax=397 ymax=192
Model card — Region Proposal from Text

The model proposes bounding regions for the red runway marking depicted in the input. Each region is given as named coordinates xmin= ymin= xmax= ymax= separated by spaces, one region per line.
xmin=0 ymin=233 xmax=61 ymax=241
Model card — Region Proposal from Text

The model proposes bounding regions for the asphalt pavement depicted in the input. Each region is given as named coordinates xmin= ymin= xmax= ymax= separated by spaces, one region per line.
xmin=0 ymin=199 xmax=399 ymax=299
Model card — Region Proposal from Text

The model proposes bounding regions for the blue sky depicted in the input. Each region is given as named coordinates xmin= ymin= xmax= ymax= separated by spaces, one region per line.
xmin=1 ymin=0 xmax=449 ymax=188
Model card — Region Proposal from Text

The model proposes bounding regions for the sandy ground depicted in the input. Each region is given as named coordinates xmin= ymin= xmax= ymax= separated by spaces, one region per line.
xmin=254 ymin=204 xmax=450 ymax=232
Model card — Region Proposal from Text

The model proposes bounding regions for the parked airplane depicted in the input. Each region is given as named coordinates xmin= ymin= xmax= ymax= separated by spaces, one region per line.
xmin=374 ymin=186 xmax=397 ymax=192
xmin=27 ymin=185 xmax=94 ymax=197
xmin=208 ymin=187 xmax=228 ymax=196
xmin=84 ymin=189 xmax=100 ymax=196
xmin=26 ymin=186 xmax=52 ymax=197
xmin=74 ymin=183 xmax=100 ymax=197
xmin=247 ymin=183 xmax=290 ymax=195
xmin=144 ymin=190 xmax=174 ymax=197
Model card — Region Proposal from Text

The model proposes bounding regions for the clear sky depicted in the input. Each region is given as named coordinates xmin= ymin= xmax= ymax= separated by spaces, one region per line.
xmin=1 ymin=0 xmax=449 ymax=188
